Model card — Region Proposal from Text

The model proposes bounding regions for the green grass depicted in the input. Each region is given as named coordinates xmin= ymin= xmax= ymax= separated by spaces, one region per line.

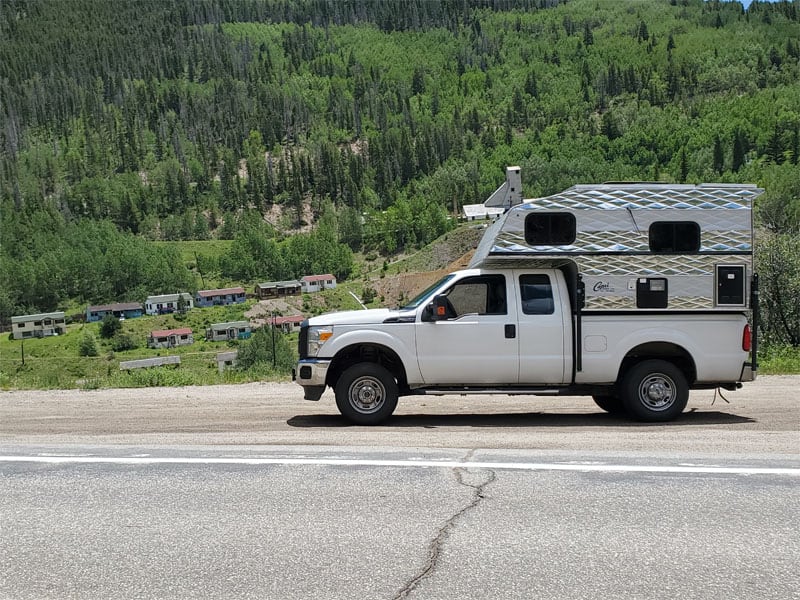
xmin=0 ymin=300 xmax=297 ymax=390
xmin=757 ymin=345 xmax=800 ymax=375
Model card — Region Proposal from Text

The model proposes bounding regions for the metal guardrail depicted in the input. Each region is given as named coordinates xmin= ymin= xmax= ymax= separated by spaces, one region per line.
xmin=119 ymin=355 xmax=181 ymax=370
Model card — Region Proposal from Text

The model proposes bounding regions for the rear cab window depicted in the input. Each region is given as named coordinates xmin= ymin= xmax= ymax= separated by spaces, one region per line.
xmin=519 ymin=274 xmax=555 ymax=315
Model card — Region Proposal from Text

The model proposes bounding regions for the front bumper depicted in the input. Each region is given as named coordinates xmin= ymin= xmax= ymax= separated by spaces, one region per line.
xmin=294 ymin=359 xmax=331 ymax=400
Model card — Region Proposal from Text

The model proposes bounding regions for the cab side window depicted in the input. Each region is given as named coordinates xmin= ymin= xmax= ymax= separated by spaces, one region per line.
xmin=445 ymin=275 xmax=507 ymax=317
xmin=519 ymin=274 xmax=554 ymax=315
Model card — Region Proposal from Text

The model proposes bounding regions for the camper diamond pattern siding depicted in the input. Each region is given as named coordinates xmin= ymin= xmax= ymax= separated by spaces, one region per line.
xmin=489 ymin=223 xmax=752 ymax=255
xmin=586 ymin=295 xmax=714 ymax=310
xmin=538 ymin=184 xmax=760 ymax=211
xmin=579 ymin=254 xmax=737 ymax=276
xmin=470 ymin=183 xmax=762 ymax=312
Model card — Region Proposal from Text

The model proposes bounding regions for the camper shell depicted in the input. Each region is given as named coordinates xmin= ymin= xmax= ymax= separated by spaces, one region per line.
xmin=471 ymin=173 xmax=761 ymax=313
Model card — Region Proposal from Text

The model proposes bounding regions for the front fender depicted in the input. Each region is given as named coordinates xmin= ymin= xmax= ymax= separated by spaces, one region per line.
xmin=321 ymin=327 xmax=423 ymax=385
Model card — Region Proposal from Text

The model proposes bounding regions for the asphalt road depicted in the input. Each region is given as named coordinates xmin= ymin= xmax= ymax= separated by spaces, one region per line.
xmin=1 ymin=377 xmax=798 ymax=599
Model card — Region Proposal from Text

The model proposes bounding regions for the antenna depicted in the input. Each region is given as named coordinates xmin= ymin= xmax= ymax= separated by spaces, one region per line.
xmin=348 ymin=291 xmax=368 ymax=310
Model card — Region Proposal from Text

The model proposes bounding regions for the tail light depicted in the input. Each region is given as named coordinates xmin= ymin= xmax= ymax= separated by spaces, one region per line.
xmin=742 ymin=324 xmax=752 ymax=352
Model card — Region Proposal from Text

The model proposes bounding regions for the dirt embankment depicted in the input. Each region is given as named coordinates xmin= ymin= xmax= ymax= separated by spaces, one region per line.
xmin=369 ymin=225 xmax=484 ymax=306
xmin=243 ymin=224 xmax=485 ymax=315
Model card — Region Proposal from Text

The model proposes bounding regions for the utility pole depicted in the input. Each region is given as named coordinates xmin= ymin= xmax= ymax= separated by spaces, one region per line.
xmin=271 ymin=312 xmax=276 ymax=368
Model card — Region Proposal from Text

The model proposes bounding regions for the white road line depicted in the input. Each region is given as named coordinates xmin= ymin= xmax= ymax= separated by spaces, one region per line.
xmin=0 ymin=455 xmax=798 ymax=476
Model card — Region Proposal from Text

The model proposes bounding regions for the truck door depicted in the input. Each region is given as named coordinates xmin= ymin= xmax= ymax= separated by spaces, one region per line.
xmin=516 ymin=271 xmax=569 ymax=384
xmin=415 ymin=273 xmax=520 ymax=385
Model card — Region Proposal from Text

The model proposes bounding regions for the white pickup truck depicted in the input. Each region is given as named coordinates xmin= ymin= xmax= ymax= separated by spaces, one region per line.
xmin=293 ymin=266 xmax=753 ymax=424
xmin=294 ymin=177 xmax=760 ymax=424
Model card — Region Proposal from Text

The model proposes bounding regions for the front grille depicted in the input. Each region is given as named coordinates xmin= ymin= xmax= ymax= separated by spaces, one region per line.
xmin=298 ymin=321 xmax=309 ymax=359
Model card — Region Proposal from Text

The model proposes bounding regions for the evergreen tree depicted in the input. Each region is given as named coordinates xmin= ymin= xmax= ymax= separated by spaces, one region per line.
xmin=790 ymin=124 xmax=800 ymax=166
xmin=732 ymin=131 xmax=747 ymax=173
xmin=713 ymin=135 xmax=725 ymax=175
xmin=678 ymin=147 xmax=689 ymax=183
xmin=766 ymin=124 xmax=785 ymax=164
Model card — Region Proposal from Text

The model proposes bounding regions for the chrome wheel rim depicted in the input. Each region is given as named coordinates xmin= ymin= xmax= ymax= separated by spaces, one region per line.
xmin=637 ymin=374 xmax=676 ymax=411
xmin=349 ymin=376 xmax=386 ymax=414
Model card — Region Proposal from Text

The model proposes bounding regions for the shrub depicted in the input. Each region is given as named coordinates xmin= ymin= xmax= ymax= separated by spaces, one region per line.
xmin=111 ymin=332 xmax=138 ymax=352
xmin=361 ymin=286 xmax=377 ymax=304
xmin=78 ymin=332 xmax=99 ymax=357
xmin=99 ymin=314 xmax=122 ymax=339
xmin=756 ymin=233 xmax=800 ymax=346
xmin=236 ymin=327 xmax=295 ymax=372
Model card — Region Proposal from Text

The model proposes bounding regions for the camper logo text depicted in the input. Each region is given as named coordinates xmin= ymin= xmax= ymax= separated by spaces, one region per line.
xmin=593 ymin=282 xmax=615 ymax=293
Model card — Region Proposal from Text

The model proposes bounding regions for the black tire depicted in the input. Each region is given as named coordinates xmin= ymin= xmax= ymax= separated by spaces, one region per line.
xmin=335 ymin=363 xmax=398 ymax=425
xmin=620 ymin=359 xmax=689 ymax=422
xmin=592 ymin=394 xmax=624 ymax=414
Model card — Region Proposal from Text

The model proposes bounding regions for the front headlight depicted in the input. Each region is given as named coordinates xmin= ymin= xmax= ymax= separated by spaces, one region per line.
xmin=307 ymin=326 xmax=333 ymax=357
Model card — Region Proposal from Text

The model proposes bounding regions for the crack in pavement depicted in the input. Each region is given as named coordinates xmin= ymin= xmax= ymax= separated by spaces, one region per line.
xmin=392 ymin=450 xmax=497 ymax=600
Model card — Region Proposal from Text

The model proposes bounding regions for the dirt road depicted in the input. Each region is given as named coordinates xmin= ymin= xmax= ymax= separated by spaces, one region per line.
xmin=1 ymin=376 xmax=798 ymax=455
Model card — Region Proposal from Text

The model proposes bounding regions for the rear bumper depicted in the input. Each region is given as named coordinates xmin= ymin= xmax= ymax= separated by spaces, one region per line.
xmin=740 ymin=362 xmax=756 ymax=382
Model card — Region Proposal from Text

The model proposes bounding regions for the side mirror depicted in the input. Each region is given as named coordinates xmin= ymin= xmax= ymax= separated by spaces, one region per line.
xmin=427 ymin=294 xmax=451 ymax=321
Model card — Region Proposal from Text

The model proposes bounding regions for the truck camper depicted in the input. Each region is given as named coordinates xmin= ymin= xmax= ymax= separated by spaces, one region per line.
xmin=294 ymin=167 xmax=762 ymax=424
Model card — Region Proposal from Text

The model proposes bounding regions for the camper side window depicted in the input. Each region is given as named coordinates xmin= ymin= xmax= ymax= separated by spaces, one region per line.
xmin=649 ymin=221 xmax=701 ymax=253
xmin=524 ymin=213 xmax=576 ymax=245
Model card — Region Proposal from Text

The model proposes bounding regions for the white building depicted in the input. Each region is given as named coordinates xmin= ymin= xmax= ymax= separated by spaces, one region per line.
xmin=301 ymin=274 xmax=337 ymax=293
xmin=11 ymin=312 xmax=66 ymax=340
xmin=147 ymin=327 xmax=194 ymax=349
xmin=268 ymin=315 xmax=306 ymax=333
xmin=206 ymin=321 xmax=252 ymax=342
xmin=461 ymin=204 xmax=505 ymax=221
xmin=144 ymin=293 xmax=194 ymax=315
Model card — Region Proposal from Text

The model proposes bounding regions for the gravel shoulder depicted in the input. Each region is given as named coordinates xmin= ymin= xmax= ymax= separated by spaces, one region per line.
xmin=0 ymin=376 xmax=798 ymax=455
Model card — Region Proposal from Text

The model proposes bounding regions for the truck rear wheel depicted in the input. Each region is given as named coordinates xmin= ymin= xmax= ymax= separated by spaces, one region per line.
xmin=621 ymin=359 xmax=688 ymax=422
xmin=335 ymin=363 xmax=398 ymax=425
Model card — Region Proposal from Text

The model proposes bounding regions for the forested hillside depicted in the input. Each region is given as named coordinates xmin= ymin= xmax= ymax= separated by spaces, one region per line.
xmin=1 ymin=0 xmax=799 ymax=332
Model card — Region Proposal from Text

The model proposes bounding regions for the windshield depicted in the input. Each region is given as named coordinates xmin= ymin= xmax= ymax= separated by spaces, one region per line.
xmin=400 ymin=274 xmax=456 ymax=310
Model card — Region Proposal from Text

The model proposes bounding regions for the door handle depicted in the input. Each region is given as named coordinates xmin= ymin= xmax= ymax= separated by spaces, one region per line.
xmin=504 ymin=324 xmax=516 ymax=338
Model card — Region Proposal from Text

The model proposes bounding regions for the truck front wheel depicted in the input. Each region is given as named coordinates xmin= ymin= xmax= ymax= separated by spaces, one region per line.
xmin=620 ymin=360 xmax=688 ymax=422
xmin=335 ymin=363 xmax=398 ymax=425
